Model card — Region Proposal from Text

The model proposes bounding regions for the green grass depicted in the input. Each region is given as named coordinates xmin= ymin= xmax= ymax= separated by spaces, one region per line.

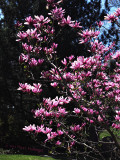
xmin=0 ymin=154 xmax=56 ymax=160
xmin=99 ymin=128 xmax=120 ymax=141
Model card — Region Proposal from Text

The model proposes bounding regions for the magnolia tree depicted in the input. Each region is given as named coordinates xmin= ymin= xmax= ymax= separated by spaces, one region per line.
xmin=16 ymin=0 xmax=120 ymax=159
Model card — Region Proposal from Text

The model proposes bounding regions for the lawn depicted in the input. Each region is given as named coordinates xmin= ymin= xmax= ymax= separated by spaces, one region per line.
xmin=0 ymin=154 xmax=56 ymax=160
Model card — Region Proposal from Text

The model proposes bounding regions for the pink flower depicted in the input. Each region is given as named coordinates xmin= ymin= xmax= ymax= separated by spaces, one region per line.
xmin=112 ymin=51 xmax=120 ymax=60
xmin=23 ymin=124 xmax=36 ymax=132
xmin=49 ymin=120 xmax=53 ymax=125
xmin=47 ymin=0 xmax=56 ymax=8
xmin=115 ymin=115 xmax=120 ymax=121
xmin=88 ymin=109 xmax=94 ymax=115
xmin=38 ymin=59 xmax=44 ymax=65
xmin=45 ymin=132 xmax=58 ymax=142
xmin=56 ymin=140 xmax=61 ymax=145
xmin=57 ymin=123 xmax=61 ymax=127
xmin=61 ymin=58 xmax=67 ymax=65
xmin=49 ymin=7 xmax=65 ymax=21
xmin=116 ymin=110 xmax=120 ymax=115
xmin=70 ymin=125 xmax=81 ymax=132
xmin=70 ymin=141 xmax=75 ymax=147
xmin=58 ymin=107 xmax=68 ymax=116
xmin=29 ymin=58 xmax=38 ymax=67
xmin=18 ymin=83 xmax=42 ymax=94
xmin=52 ymin=99 xmax=59 ymax=107
xmin=57 ymin=130 xmax=63 ymax=135
xmin=86 ymin=118 xmax=94 ymax=123
xmin=96 ymin=21 xmax=103 ymax=28
xmin=104 ymin=14 xmax=118 ymax=22
xmin=19 ymin=53 xmax=29 ymax=63
xmin=51 ymin=43 xmax=58 ymax=49
xmin=34 ymin=15 xmax=50 ymax=24
xmin=73 ymin=108 xmax=80 ymax=114
xmin=98 ymin=115 xmax=103 ymax=122
xmin=15 ymin=21 xmax=22 ymax=27
xmin=112 ymin=123 xmax=120 ymax=129
xmin=16 ymin=31 xmax=27 ymax=41
xmin=60 ymin=15 xmax=74 ymax=26
xmin=33 ymin=47 xmax=42 ymax=54
xmin=115 ymin=95 xmax=120 ymax=102
xmin=24 ymin=16 xmax=34 ymax=25
xmin=18 ymin=83 xmax=32 ymax=93
xmin=69 ymin=21 xmax=82 ymax=28
xmin=50 ymin=82 xmax=58 ymax=87
xmin=22 ymin=43 xmax=33 ymax=53
xmin=44 ymin=127 xmax=52 ymax=134
xmin=68 ymin=55 xmax=74 ymax=61
xmin=36 ymin=125 xmax=45 ymax=133
xmin=114 ymin=8 xmax=120 ymax=17
xmin=32 ymin=83 xmax=42 ymax=93
xmin=34 ymin=108 xmax=45 ymax=117
xmin=81 ymin=105 xmax=88 ymax=112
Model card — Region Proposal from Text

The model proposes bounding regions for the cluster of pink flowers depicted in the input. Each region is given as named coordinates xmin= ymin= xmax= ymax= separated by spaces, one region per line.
xmin=112 ymin=110 xmax=120 ymax=129
xmin=47 ymin=1 xmax=82 ymax=28
xmin=16 ymin=0 xmax=120 ymax=156
xmin=18 ymin=83 xmax=42 ymax=93
xmin=79 ymin=29 xmax=100 ymax=44
xmin=104 ymin=8 xmax=120 ymax=23
xmin=19 ymin=53 xmax=44 ymax=67
xmin=70 ymin=123 xmax=86 ymax=132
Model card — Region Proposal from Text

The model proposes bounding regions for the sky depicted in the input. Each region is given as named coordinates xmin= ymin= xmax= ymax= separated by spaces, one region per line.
xmin=0 ymin=9 xmax=4 ymax=19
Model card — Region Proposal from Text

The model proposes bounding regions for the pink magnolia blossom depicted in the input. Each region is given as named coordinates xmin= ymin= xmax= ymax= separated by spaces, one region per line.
xmin=57 ymin=130 xmax=63 ymax=135
xmin=44 ymin=127 xmax=52 ymax=134
xmin=98 ymin=115 xmax=103 ymax=122
xmin=61 ymin=58 xmax=67 ymax=65
xmin=23 ymin=124 xmax=36 ymax=132
xmin=73 ymin=108 xmax=81 ymax=114
xmin=34 ymin=15 xmax=50 ymax=24
xmin=22 ymin=43 xmax=33 ymax=53
xmin=56 ymin=140 xmax=61 ymax=145
xmin=70 ymin=125 xmax=81 ymax=132
xmin=18 ymin=83 xmax=32 ymax=93
xmin=33 ymin=47 xmax=42 ymax=54
xmin=112 ymin=51 xmax=120 ymax=60
xmin=36 ymin=125 xmax=45 ymax=133
xmin=96 ymin=21 xmax=103 ymax=28
xmin=69 ymin=21 xmax=82 ymax=28
xmin=34 ymin=108 xmax=45 ymax=117
xmin=38 ymin=59 xmax=44 ymax=65
xmin=15 ymin=21 xmax=22 ymax=27
xmin=104 ymin=14 xmax=118 ymax=22
xmin=16 ymin=31 xmax=27 ymax=41
xmin=29 ymin=58 xmax=38 ymax=67
xmin=19 ymin=53 xmax=29 ymax=63
xmin=114 ymin=8 xmax=120 ymax=16
xmin=68 ymin=55 xmax=74 ymax=61
xmin=58 ymin=107 xmax=68 ymax=116
xmin=57 ymin=123 xmax=61 ymax=127
xmin=60 ymin=15 xmax=74 ymax=26
xmin=50 ymin=82 xmax=58 ymax=87
xmin=79 ymin=29 xmax=100 ymax=43
xmin=24 ymin=16 xmax=36 ymax=25
xmin=18 ymin=83 xmax=42 ymax=93
xmin=49 ymin=7 xmax=65 ymax=21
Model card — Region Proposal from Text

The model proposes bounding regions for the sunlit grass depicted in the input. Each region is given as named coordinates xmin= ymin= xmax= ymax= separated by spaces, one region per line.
xmin=0 ymin=154 xmax=56 ymax=160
